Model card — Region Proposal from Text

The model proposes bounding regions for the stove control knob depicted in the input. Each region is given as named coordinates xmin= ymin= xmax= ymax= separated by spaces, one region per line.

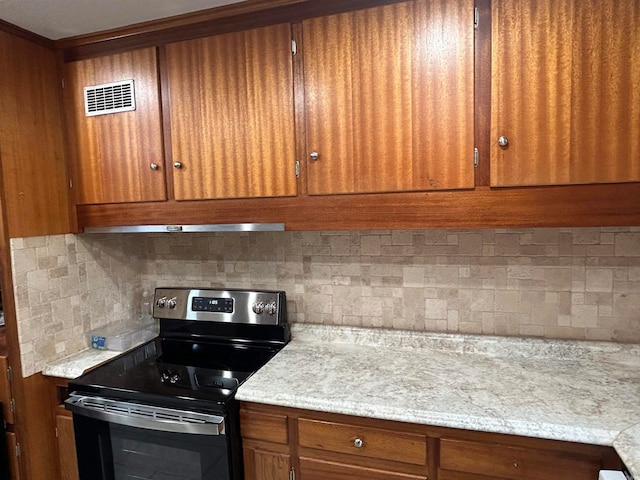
xmin=156 ymin=297 xmax=167 ymax=308
xmin=167 ymin=297 xmax=177 ymax=310
xmin=160 ymin=371 xmax=170 ymax=382
xmin=169 ymin=372 xmax=180 ymax=384
xmin=252 ymin=302 xmax=265 ymax=314
xmin=265 ymin=302 xmax=278 ymax=315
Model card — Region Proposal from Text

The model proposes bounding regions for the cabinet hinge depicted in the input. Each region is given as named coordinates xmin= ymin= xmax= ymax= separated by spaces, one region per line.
xmin=295 ymin=160 xmax=300 ymax=178
xmin=291 ymin=39 xmax=297 ymax=56
xmin=474 ymin=147 xmax=479 ymax=167
xmin=9 ymin=398 xmax=15 ymax=414
xmin=289 ymin=468 xmax=295 ymax=480
xmin=474 ymin=7 xmax=479 ymax=29
xmin=7 ymin=366 xmax=12 ymax=382
xmin=14 ymin=443 xmax=20 ymax=458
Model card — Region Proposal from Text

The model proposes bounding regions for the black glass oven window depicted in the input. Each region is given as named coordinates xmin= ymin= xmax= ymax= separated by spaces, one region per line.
xmin=76 ymin=420 xmax=231 ymax=480
xmin=112 ymin=437 xmax=203 ymax=479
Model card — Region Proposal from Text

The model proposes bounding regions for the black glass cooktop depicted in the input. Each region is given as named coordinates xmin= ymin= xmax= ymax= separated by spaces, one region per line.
xmin=69 ymin=337 xmax=281 ymax=412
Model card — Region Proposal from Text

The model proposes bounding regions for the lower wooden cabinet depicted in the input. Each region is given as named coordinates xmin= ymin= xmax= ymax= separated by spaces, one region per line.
xmin=243 ymin=445 xmax=292 ymax=480
xmin=55 ymin=415 xmax=79 ymax=480
xmin=439 ymin=437 xmax=604 ymax=480
xmin=298 ymin=457 xmax=427 ymax=480
xmin=6 ymin=432 xmax=21 ymax=480
xmin=240 ymin=402 xmax=621 ymax=480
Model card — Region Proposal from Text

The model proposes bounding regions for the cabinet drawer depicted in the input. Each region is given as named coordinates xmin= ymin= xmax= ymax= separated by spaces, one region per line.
xmin=439 ymin=438 xmax=600 ymax=480
xmin=240 ymin=409 xmax=289 ymax=444
xmin=298 ymin=418 xmax=427 ymax=466
xmin=300 ymin=457 xmax=427 ymax=480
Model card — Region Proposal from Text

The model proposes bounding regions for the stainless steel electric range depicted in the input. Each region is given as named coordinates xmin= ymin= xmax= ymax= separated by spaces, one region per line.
xmin=65 ymin=287 xmax=290 ymax=480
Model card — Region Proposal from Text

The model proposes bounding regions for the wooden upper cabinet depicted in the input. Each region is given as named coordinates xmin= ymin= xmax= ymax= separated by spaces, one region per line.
xmin=303 ymin=0 xmax=475 ymax=195
xmin=0 ymin=30 xmax=70 ymax=238
xmin=166 ymin=23 xmax=297 ymax=201
xmin=64 ymin=47 xmax=167 ymax=204
xmin=491 ymin=0 xmax=640 ymax=187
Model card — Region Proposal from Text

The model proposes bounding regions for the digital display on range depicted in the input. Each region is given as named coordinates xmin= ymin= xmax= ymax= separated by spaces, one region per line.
xmin=192 ymin=297 xmax=234 ymax=313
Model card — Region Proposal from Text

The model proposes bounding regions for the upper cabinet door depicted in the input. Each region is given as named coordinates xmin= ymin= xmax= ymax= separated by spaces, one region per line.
xmin=303 ymin=0 xmax=475 ymax=195
xmin=65 ymin=47 xmax=167 ymax=204
xmin=166 ymin=23 xmax=297 ymax=201
xmin=491 ymin=0 xmax=640 ymax=187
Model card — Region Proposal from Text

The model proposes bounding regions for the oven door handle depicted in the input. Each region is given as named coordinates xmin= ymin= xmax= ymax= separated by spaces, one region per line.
xmin=65 ymin=394 xmax=226 ymax=436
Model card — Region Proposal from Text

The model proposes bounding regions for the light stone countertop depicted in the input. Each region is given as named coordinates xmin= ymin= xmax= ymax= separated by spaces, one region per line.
xmin=236 ymin=324 xmax=640 ymax=478
xmin=43 ymin=348 xmax=123 ymax=379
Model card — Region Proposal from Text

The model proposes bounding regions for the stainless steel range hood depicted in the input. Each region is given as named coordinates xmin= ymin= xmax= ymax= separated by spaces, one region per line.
xmin=82 ymin=223 xmax=285 ymax=233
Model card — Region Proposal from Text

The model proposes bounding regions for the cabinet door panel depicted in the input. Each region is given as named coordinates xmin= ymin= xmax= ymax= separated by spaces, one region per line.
xmin=65 ymin=48 xmax=166 ymax=204
xmin=491 ymin=0 xmax=640 ymax=186
xmin=167 ymin=23 xmax=297 ymax=201
xmin=6 ymin=432 xmax=21 ymax=480
xmin=0 ymin=356 xmax=13 ymax=424
xmin=243 ymin=446 xmax=290 ymax=480
xmin=56 ymin=415 xmax=79 ymax=480
xmin=304 ymin=0 xmax=474 ymax=195
xmin=569 ymin=0 xmax=640 ymax=184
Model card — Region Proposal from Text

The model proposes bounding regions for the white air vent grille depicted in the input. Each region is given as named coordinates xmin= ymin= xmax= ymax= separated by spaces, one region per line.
xmin=84 ymin=79 xmax=136 ymax=117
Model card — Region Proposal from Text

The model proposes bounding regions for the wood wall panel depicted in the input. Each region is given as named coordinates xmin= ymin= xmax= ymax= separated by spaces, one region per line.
xmin=166 ymin=23 xmax=296 ymax=200
xmin=491 ymin=0 xmax=640 ymax=187
xmin=64 ymin=47 xmax=167 ymax=204
xmin=304 ymin=0 xmax=474 ymax=195
xmin=0 ymin=30 xmax=71 ymax=238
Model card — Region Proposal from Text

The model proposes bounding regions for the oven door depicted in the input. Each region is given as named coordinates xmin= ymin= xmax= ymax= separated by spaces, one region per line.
xmin=65 ymin=394 xmax=233 ymax=480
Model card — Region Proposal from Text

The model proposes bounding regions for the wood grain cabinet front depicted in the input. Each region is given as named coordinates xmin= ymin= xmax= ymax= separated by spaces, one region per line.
xmin=241 ymin=403 xmax=622 ymax=480
xmin=491 ymin=0 xmax=640 ymax=187
xmin=165 ymin=23 xmax=297 ymax=201
xmin=64 ymin=47 xmax=167 ymax=205
xmin=241 ymin=407 xmax=292 ymax=480
xmin=439 ymin=437 xmax=612 ymax=480
xmin=303 ymin=0 xmax=475 ymax=195
xmin=55 ymin=415 xmax=79 ymax=480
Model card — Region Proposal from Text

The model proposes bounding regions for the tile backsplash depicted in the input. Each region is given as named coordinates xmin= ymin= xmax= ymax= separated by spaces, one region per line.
xmin=10 ymin=234 xmax=145 ymax=376
xmin=10 ymin=227 xmax=640 ymax=376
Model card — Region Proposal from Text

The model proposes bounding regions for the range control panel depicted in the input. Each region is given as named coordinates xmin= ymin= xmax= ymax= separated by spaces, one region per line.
xmin=153 ymin=288 xmax=285 ymax=326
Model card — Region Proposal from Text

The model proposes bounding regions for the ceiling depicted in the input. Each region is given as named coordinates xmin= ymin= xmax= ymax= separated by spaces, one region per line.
xmin=0 ymin=0 xmax=246 ymax=40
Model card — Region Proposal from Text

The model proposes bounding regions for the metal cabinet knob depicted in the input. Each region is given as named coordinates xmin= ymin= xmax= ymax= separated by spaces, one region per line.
xmin=354 ymin=438 xmax=363 ymax=448
xmin=173 ymin=161 xmax=182 ymax=169
xmin=150 ymin=163 xmax=159 ymax=170
xmin=309 ymin=151 xmax=319 ymax=161
xmin=498 ymin=136 xmax=510 ymax=148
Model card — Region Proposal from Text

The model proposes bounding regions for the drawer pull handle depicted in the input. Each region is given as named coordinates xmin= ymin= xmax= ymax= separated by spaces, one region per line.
xmin=513 ymin=462 xmax=519 ymax=468
xmin=354 ymin=438 xmax=364 ymax=448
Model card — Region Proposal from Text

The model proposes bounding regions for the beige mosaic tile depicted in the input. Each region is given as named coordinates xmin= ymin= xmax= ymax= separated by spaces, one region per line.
xmin=9 ymin=227 xmax=640 ymax=376
xmin=136 ymin=227 xmax=640 ymax=344
xmin=10 ymin=234 xmax=146 ymax=376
